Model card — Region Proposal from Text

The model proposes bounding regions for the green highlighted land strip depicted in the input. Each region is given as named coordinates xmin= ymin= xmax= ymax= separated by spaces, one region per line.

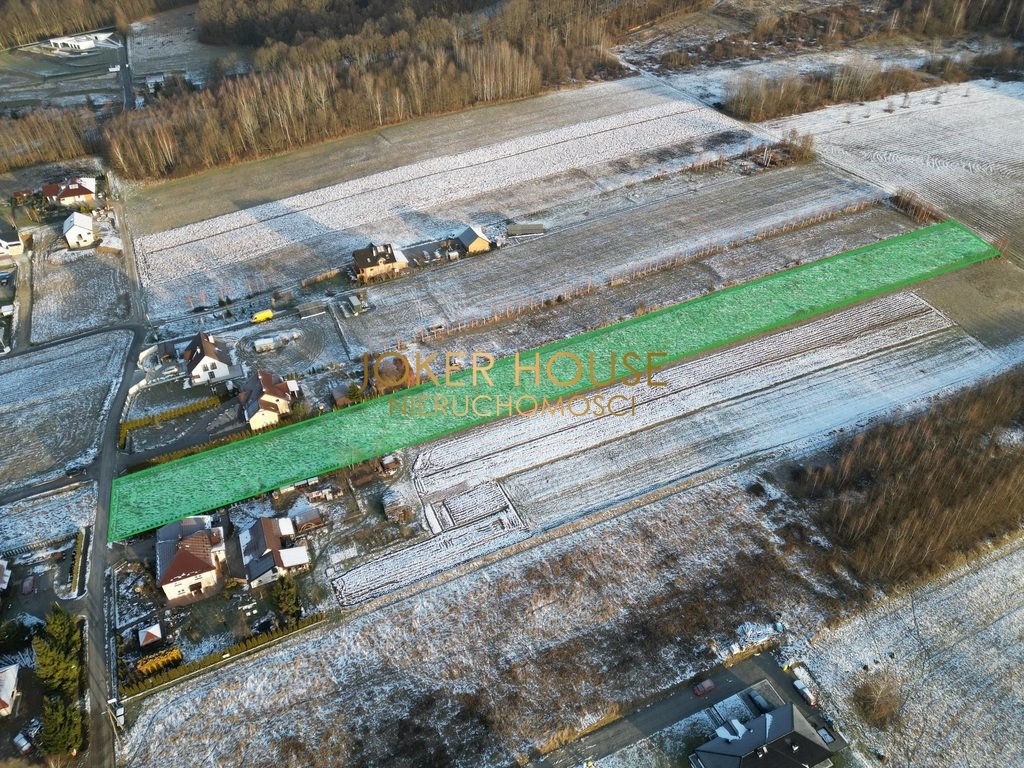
xmin=109 ymin=221 xmax=997 ymax=540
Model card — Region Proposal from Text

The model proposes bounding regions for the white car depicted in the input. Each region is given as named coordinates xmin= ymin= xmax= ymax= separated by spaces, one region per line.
xmin=13 ymin=732 xmax=32 ymax=755
xmin=793 ymin=679 xmax=817 ymax=706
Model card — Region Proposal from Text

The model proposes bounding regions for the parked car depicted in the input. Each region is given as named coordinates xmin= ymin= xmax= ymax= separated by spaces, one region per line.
xmin=750 ymin=691 xmax=774 ymax=714
xmin=793 ymin=679 xmax=817 ymax=706
xmin=13 ymin=732 xmax=32 ymax=755
xmin=693 ymin=679 xmax=715 ymax=696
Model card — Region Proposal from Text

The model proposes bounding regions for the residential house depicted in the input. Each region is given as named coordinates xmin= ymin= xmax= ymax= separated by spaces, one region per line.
xmin=239 ymin=517 xmax=310 ymax=589
xmin=456 ymin=225 xmax=491 ymax=254
xmin=239 ymin=371 xmax=295 ymax=430
xmin=44 ymin=181 xmax=95 ymax=207
xmin=155 ymin=516 xmax=226 ymax=604
xmin=352 ymin=242 xmax=408 ymax=283
xmin=691 ymin=704 xmax=834 ymax=768
xmin=0 ymin=665 xmax=18 ymax=717
xmin=0 ymin=228 xmax=21 ymax=257
xmin=63 ymin=212 xmax=95 ymax=248
xmin=183 ymin=331 xmax=234 ymax=385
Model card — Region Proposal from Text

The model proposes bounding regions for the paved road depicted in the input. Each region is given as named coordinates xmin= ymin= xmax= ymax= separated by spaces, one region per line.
xmin=118 ymin=35 xmax=133 ymax=111
xmin=10 ymin=250 xmax=32 ymax=350
xmin=527 ymin=654 xmax=838 ymax=768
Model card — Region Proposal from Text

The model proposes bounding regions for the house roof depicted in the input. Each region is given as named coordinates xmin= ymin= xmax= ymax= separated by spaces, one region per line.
xmin=137 ymin=623 xmax=163 ymax=647
xmin=57 ymin=183 xmax=93 ymax=199
xmin=693 ymin=704 xmax=833 ymax=768
xmin=456 ymin=225 xmax=488 ymax=249
xmin=352 ymin=242 xmax=407 ymax=272
xmin=240 ymin=371 xmax=292 ymax=421
xmin=41 ymin=183 xmax=60 ymax=197
xmin=240 ymin=516 xmax=307 ymax=583
xmin=0 ymin=559 xmax=10 ymax=592
xmin=0 ymin=665 xmax=17 ymax=712
xmin=155 ymin=516 xmax=221 ymax=585
xmin=183 ymin=331 xmax=231 ymax=374
xmin=62 ymin=212 xmax=92 ymax=235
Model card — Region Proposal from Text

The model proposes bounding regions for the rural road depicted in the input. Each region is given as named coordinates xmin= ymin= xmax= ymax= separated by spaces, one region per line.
xmin=526 ymin=654 xmax=831 ymax=768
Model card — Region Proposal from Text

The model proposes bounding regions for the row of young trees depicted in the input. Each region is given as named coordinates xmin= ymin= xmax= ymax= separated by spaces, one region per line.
xmin=33 ymin=605 xmax=85 ymax=756
xmin=103 ymin=0 xmax=621 ymax=178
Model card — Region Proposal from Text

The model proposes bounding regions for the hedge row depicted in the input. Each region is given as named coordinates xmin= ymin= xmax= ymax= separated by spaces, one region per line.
xmin=136 ymin=646 xmax=183 ymax=677
xmin=119 ymin=613 xmax=326 ymax=698
xmin=119 ymin=396 xmax=222 ymax=448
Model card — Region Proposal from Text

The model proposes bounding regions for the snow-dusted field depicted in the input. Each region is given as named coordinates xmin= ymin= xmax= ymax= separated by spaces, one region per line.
xmin=408 ymin=292 xmax=1004 ymax=532
xmin=765 ymin=80 xmax=1024 ymax=255
xmin=0 ymin=483 xmax=95 ymax=551
xmin=120 ymin=475 xmax=831 ymax=768
xmin=31 ymin=227 xmax=131 ymax=343
xmin=799 ymin=535 xmax=1024 ymax=768
xmin=134 ymin=93 xmax=768 ymax=318
xmin=0 ymin=330 xmax=131 ymax=493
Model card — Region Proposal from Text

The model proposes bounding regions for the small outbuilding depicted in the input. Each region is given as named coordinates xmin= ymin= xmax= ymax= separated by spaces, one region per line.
xmin=137 ymin=623 xmax=163 ymax=649
xmin=456 ymin=225 xmax=491 ymax=254
xmin=63 ymin=212 xmax=95 ymax=248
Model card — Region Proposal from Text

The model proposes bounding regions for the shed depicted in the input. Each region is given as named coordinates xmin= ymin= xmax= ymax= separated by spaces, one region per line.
xmin=456 ymin=225 xmax=491 ymax=254
xmin=137 ymin=623 xmax=163 ymax=648
xmin=62 ymin=212 xmax=95 ymax=248
xmin=506 ymin=223 xmax=546 ymax=236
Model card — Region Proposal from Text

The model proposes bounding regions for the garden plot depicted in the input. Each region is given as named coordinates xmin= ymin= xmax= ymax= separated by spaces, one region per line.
xmin=0 ymin=483 xmax=95 ymax=552
xmin=332 ymin=505 xmax=528 ymax=607
xmin=799 ymin=536 xmax=1024 ymax=768
xmin=31 ymin=228 xmax=131 ymax=344
xmin=134 ymin=97 xmax=766 ymax=318
xmin=129 ymin=5 xmax=252 ymax=88
xmin=766 ymin=80 xmax=1024 ymax=256
xmin=0 ymin=330 xmax=130 ymax=494
xmin=229 ymin=313 xmax=350 ymax=378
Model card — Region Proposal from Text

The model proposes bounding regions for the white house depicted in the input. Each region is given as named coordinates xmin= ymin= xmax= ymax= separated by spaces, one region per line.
xmin=0 ymin=665 xmax=18 ymax=717
xmin=183 ymin=331 xmax=234 ymax=385
xmin=456 ymin=225 xmax=490 ymax=254
xmin=239 ymin=371 xmax=295 ymax=430
xmin=239 ymin=517 xmax=310 ymax=589
xmin=63 ymin=212 xmax=95 ymax=248
xmin=0 ymin=232 xmax=21 ymax=257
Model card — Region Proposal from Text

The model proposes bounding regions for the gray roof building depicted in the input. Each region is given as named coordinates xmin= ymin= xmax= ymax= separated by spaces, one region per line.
xmin=692 ymin=704 xmax=833 ymax=768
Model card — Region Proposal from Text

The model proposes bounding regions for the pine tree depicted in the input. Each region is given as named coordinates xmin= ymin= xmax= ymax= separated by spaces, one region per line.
xmin=272 ymin=574 xmax=301 ymax=623
xmin=40 ymin=696 xmax=83 ymax=755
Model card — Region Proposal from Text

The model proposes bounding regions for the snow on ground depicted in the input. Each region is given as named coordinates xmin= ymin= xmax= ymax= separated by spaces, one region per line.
xmin=135 ymin=95 xmax=767 ymax=318
xmin=121 ymin=474 xmax=827 ymax=768
xmin=713 ymin=694 xmax=754 ymax=723
xmin=765 ymin=80 xmax=1024 ymax=254
xmin=0 ymin=483 xmax=95 ymax=552
xmin=31 ymin=214 xmax=131 ymax=343
xmin=591 ymin=711 xmax=716 ymax=768
xmin=0 ymin=330 xmax=131 ymax=494
xmin=794 ymin=535 xmax=1024 ymax=768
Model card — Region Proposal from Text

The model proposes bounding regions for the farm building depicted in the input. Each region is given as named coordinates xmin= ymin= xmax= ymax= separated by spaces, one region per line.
xmin=239 ymin=371 xmax=295 ymax=430
xmin=456 ymin=225 xmax=491 ymax=254
xmin=691 ymin=704 xmax=833 ymax=768
xmin=155 ymin=516 xmax=227 ymax=604
xmin=0 ymin=665 xmax=18 ymax=717
xmin=137 ymin=623 xmax=163 ymax=649
xmin=62 ymin=212 xmax=95 ymax=248
xmin=183 ymin=331 xmax=233 ymax=385
xmin=0 ymin=229 xmax=22 ymax=257
xmin=239 ymin=517 xmax=310 ymax=588
xmin=352 ymin=242 xmax=408 ymax=283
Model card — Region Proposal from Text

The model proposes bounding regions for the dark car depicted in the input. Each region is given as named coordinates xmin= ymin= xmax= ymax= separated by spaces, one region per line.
xmin=750 ymin=691 xmax=773 ymax=714
xmin=693 ymin=679 xmax=715 ymax=696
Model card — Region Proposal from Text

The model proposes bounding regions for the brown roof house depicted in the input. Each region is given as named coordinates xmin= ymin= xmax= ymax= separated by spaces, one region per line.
xmin=155 ymin=516 xmax=227 ymax=604
xmin=239 ymin=371 xmax=296 ymax=431
xmin=182 ymin=331 xmax=234 ymax=386
xmin=239 ymin=517 xmax=310 ymax=589
xmin=352 ymin=242 xmax=408 ymax=283
xmin=43 ymin=179 xmax=96 ymax=206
